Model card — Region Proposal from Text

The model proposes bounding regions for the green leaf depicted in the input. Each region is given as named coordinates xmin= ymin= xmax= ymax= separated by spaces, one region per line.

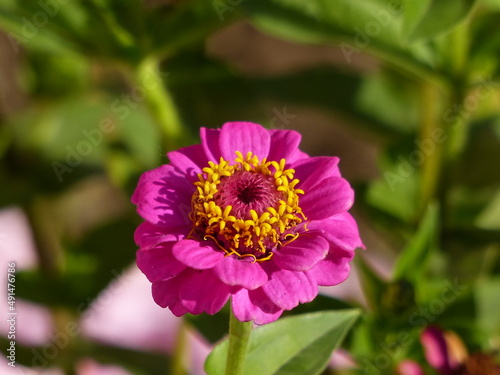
xmin=148 ymin=0 xmax=242 ymax=58
xmin=205 ymin=309 xmax=360 ymax=375
xmin=355 ymin=254 xmax=388 ymax=313
xmin=401 ymin=0 xmax=477 ymax=42
xmin=475 ymin=277 xmax=500 ymax=343
xmin=365 ymin=144 xmax=420 ymax=223
xmin=356 ymin=70 xmax=420 ymax=134
xmin=392 ymin=203 xmax=439 ymax=282
xmin=241 ymin=0 xmax=442 ymax=82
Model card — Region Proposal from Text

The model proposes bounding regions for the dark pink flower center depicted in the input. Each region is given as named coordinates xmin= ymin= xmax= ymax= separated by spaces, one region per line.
xmin=215 ymin=171 xmax=281 ymax=220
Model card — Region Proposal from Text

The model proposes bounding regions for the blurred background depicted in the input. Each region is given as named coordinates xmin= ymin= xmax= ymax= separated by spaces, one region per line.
xmin=1 ymin=0 xmax=499 ymax=374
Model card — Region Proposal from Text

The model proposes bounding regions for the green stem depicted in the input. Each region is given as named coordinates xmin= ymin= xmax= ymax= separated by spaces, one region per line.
xmin=171 ymin=318 xmax=188 ymax=375
xmin=225 ymin=307 xmax=252 ymax=375
xmin=419 ymin=81 xmax=441 ymax=215
xmin=136 ymin=57 xmax=185 ymax=150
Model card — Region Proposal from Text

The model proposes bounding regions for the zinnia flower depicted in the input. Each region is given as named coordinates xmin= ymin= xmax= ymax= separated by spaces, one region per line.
xmin=132 ymin=122 xmax=363 ymax=324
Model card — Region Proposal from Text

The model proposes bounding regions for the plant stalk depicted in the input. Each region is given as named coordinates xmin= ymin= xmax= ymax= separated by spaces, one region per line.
xmin=225 ymin=307 xmax=252 ymax=375
xmin=136 ymin=57 xmax=185 ymax=150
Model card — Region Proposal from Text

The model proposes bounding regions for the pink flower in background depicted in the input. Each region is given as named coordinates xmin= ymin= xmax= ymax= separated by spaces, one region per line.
xmin=132 ymin=122 xmax=364 ymax=324
xmin=397 ymin=326 xmax=500 ymax=375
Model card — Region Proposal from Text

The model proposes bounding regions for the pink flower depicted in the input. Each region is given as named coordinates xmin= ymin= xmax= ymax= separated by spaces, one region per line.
xmin=132 ymin=122 xmax=363 ymax=324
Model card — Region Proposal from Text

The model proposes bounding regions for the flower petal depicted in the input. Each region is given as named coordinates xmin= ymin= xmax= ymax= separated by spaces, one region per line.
xmin=172 ymin=239 xmax=224 ymax=269
xmin=179 ymin=269 xmax=232 ymax=315
xmin=261 ymin=266 xmax=318 ymax=310
xmin=214 ymin=256 xmax=268 ymax=290
xmin=132 ymin=165 xmax=194 ymax=228
xmin=267 ymin=129 xmax=302 ymax=162
xmin=152 ymin=275 xmax=184 ymax=308
xmin=300 ymin=177 xmax=354 ymax=220
xmin=232 ymin=288 xmax=283 ymax=325
xmin=131 ymin=164 xmax=171 ymax=204
xmin=200 ymin=127 xmax=222 ymax=162
xmin=137 ymin=243 xmax=186 ymax=283
xmin=397 ymin=361 xmax=425 ymax=375
xmin=293 ymin=156 xmax=340 ymax=191
xmin=306 ymin=246 xmax=353 ymax=286
xmin=167 ymin=144 xmax=207 ymax=181
xmin=134 ymin=222 xmax=184 ymax=250
xmin=219 ymin=122 xmax=271 ymax=160
xmin=421 ymin=326 xmax=453 ymax=372
xmin=273 ymin=234 xmax=328 ymax=271
xmin=307 ymin=213 xmax=365 ymax=250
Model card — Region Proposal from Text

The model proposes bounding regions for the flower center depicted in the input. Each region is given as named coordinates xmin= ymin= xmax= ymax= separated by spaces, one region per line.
xmin=189 ymin=151 xmax=307 ymax=262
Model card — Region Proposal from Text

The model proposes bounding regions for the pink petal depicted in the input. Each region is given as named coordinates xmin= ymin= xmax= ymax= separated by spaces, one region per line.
xmin=421 ymin=326 xmax=453 ymax=372
xmin=169 ymin=300 xmax=189 ymax=317
xmin=261 ymin=266 xmax=318 ymax=310
xmin=131 ymin=164 xmax=172 ymax=204
xmin=396 ymin=361 xmax=425 ymax=375
xmin=307 ymin=213 xmax=365 ymax=251
xmin=273 ymin=235 xmax=328 ymax=271
xmin=167 ymin=144 xmax=207 ymax=180
xmin=134 ymin=221 xmax=184 ymax=249
xmin=293 ymin=156 xmax=340 ymax=191
xmin=172 ymin=239 xmax=224 ymax=269
xmin=200 ymin=127 xmax=222 ymax=162
xmin=152 ymin=275 xmax=184 ymax=308
xmin=179 ymin=269 xmax=232 ymax=315
xmin=232 ymin=288 xmax=283 ymax=325
xmin=219 ymin=122 xmax=271 ymax=161
xmin=137 ymin=243 xmax=187 ymax=283
xmin=267 ymin=129 xmax=302 ymax=162
xmin=300 ymin=177 xmax=354 ymax=220
xmin=306 ymin=247 xmax=353 ymax=286
xmin=213 ymin=256 xmax=268 ymax=290
xmin=132 ymin=165 xmax=194 ymax=228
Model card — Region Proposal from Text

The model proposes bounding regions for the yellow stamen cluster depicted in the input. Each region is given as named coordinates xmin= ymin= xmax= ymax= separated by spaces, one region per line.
xmin=189 ymin=151 xmax=306 ymax=262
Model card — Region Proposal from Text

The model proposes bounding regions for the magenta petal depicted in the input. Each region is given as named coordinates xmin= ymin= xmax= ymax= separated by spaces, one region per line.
xmin=200 ymin=127 xmax=222 ymax=162
xmin=214 ymin=256 xmax=268 ymax=290
xmin=301 ymin=177 xmax=354 ymax=220
xmin=306 ymin=246 xmax=353 ymax=286
xmin=232 ymin=288 xmax=283 ymax=325
xmin=219 ymin=122 xmax=271 ymax=160
xmin=172 ymin=239 xmax=224 ymax=269
xmin=421 ymin=326 xmax=453 ymax=372
xmin=131 ymin=164 xmax=171 ymax=205
xmin=137 ymin=243 xmax=186 ymax=283
xmin=262 ymin=267 xmax=318 ymax=310
xmin=293 ymin=156 xmax=340 ymax=191
xmin=396 ymin=361 xmax=425 ymax=375
xmin=307 ymin=213 xmax=364 ymax=251
xmin=167 ymin=144 xmax=207 ymax=180
xmin=170 ymin=300 xmax=189 ymax=317
xmin=152 ymin=275 xmax=184 ymax=308
xmin=133 ymin=165 xmax=194 ymax=227
xmin=179 ymin=269 xmax=232 ymax=315
xmin=267 ymin=129 xmax=302 ymax=162
xmin=273 ymin=235 xmax=328 ymax=271
xmin=134 ymin=222 xmax=184 ymax=249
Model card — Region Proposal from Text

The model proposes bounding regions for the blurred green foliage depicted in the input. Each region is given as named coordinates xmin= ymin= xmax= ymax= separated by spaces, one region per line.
xmin=1 ymin=0 xmax=500 ymax=374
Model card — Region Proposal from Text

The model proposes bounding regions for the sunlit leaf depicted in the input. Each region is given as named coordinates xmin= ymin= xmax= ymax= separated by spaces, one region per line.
xmin=205 ymin=310 xmax=360 ymax=375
